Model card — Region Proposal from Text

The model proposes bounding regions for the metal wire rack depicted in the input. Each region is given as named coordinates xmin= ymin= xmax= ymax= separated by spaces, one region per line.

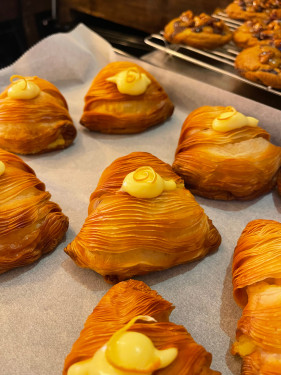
xmin=144 ymin=12 xmax=281 ymax=97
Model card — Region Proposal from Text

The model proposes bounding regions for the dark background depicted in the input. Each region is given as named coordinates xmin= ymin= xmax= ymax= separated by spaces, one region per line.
xmin=0 ymin=0 xmax=230 ymax=69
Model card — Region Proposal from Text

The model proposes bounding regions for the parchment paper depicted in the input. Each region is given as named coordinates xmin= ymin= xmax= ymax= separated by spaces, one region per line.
xmin=1 ymin=24 xmax=281 ymax=375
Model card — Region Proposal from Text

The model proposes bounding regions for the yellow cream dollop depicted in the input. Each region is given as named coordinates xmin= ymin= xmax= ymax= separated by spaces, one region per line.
xmin=47 ymin=134 xmax=65 ymax=149
xmin=121 ymin=166 xmax=177 ymax=198
xmin=106 ymin=68 xmax=151 ymax=95
xmin=0 ymin=161 xmax=5 ymax=176
xmin=212 ymin=107 xmax=258 ymax=132
xmin=7 ymin=75 xmax=41 ymax=100
xmin=67 ymin=316 xmax=178 ymax=375
xmin=232 ymin=334 xmax=257 ymax=357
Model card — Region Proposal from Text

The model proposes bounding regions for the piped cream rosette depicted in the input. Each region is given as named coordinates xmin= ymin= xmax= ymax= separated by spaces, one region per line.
xmin=106 ymin=68 xmax=151 ymax=95
xmin=7 ymin=75 xmax=41 ymax=100
xmin=121 ymin=166 xmax=177 ymax=198
xmin=67 ymin=316 xmax=178 ymax=375
xmin=212 ymin=106 xmax=258 ymax=132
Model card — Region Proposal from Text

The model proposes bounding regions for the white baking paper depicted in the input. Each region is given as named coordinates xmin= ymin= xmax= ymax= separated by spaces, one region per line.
xmin=0 ymin=23 xmax=281 ymax=375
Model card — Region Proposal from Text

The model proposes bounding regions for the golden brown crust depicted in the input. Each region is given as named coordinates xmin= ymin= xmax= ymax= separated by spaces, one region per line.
xmin=63 ymin=279 xmax=221 ymax=375
xmin=235 ymin=44 xmax=281 ymax=88
xmin=164 ymin=11 xmax=232 ymax=49
xmin=232 ymin=219 xmax=281 ymax=307
xmin=241 ymin=351 xmax=281 ymax=375
xmin=80 ymin=61 xmax=174 ymax=134
xmin=233 ymin=283 xmax=281 ymax=374
xmin=0 ymin=76 xmax=76 ymax=155
xmin=231 ymin=220 xmax=281 ymax=374
xmin=65 ymin=152 xmax=221 ymax=282
xmin=233 ymin=22 xmax=259 ymax=49
xmin=235 ymin=283 xmax=281 ymax=349
xmin=0 ymin=148 xmax=69 ymax=274
xmin=226 ymin=1 xmax=281 ymax=20
xmin=173 ymin=106 xmax=281 ymax=200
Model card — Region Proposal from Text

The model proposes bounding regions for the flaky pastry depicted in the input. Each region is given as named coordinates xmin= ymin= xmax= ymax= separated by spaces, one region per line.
xmin=63 ymin=279 xmax=221 ymax=375
xmin=231 ymin=219 xmax=281 ymax=374
xmin=0 ymin=148 xmax=69 ymax=274
xmin=164 ymin=10 xmax=232 ymax=49
xmin=80 ymin=61 xmax=174 ymax=134
xmin=65 ymin=152 xmax=221 ymax=283
xmin=173 ymin=105 xmax=281 ymax=200
xmin=0 ymin=75 xmax=76 ymax=154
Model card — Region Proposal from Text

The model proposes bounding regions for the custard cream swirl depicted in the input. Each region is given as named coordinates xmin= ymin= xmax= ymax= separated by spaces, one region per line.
xmin=67 ymin=316 xmax=178 ymax=375
xmin=106 ymin=68 xmax=151 ymax=95
xmin=8 ymin=75 xmax=41 ymax=100
xmin=121 ymin=166 xmax=177 ymax=198
xmin=212 ymin=106 xmax=258 ymax=132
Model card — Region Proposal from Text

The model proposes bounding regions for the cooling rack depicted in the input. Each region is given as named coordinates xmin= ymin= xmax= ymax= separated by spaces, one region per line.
xmin=144 ymin=12 xmax=281 ymax=97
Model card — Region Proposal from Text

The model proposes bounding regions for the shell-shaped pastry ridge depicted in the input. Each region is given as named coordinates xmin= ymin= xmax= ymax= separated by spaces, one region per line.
xmin=65 ymin=151 xmax=221 ymax=282
xmin=80 ymin=61 xmax=174 ymax=134
xmin=0 ymin=76 xmax=76 ymax=154
xmin=63 ymin=279 xmax=221 ymax=375
xmin=232 ymin=219 xmax=281 ymax=374
xmin=233 ymin=219 xmax=281 ymax=307
xmin=0 ymin=148 xmax=69 ymax=274
xmin=173 ymin=105 xmax=281 ymax=200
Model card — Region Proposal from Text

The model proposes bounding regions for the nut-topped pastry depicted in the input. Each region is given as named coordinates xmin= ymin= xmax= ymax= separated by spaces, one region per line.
xmin=164 ymin=10 xmax=232 ymax=49
xmin=231 ymin=219 xmax=281 ymax=374
xmin=0 ymin=75 xmax=76 ymax=154
xmin=0 ymin=148 xmax=69 ymax=274
xmin=226 ymin=0 xmax=281 ymax=20
xmin=65 ymin=152 xmax=221 ymax=283
xmin=173 ymin=105 xmax=281 ymax=200
xmin=233 ymin=10 xmax=281 ymax=48
xmin=235 ymin=44 xmax=281 ymax=87
xmin=63 ymin=280 xmax=221 ymax=375
xmin=80 ymin=61 xmax=174 ymax=134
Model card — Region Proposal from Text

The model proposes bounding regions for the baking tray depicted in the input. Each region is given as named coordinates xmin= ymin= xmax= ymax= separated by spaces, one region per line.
xmin=1 ymin=24 xmax=281 ymax=375
xmin=144 ymin=12 xmax=281 ymax=98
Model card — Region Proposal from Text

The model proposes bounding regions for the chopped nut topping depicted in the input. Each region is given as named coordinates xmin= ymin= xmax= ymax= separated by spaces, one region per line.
xmin=273 ymin=38 xmax=281 ymax=48
xmin=259 ymin=50 xmax=275 ymax=63
xmin=179 ymin=10 xmax=194 ymax=26
xmin=175 ymin=11 xmax=226 ymax=35
xmin=246 ymin=18 xmax=281 ymax=41
xmin=236 ymin=0 xmax=281 ymax=11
